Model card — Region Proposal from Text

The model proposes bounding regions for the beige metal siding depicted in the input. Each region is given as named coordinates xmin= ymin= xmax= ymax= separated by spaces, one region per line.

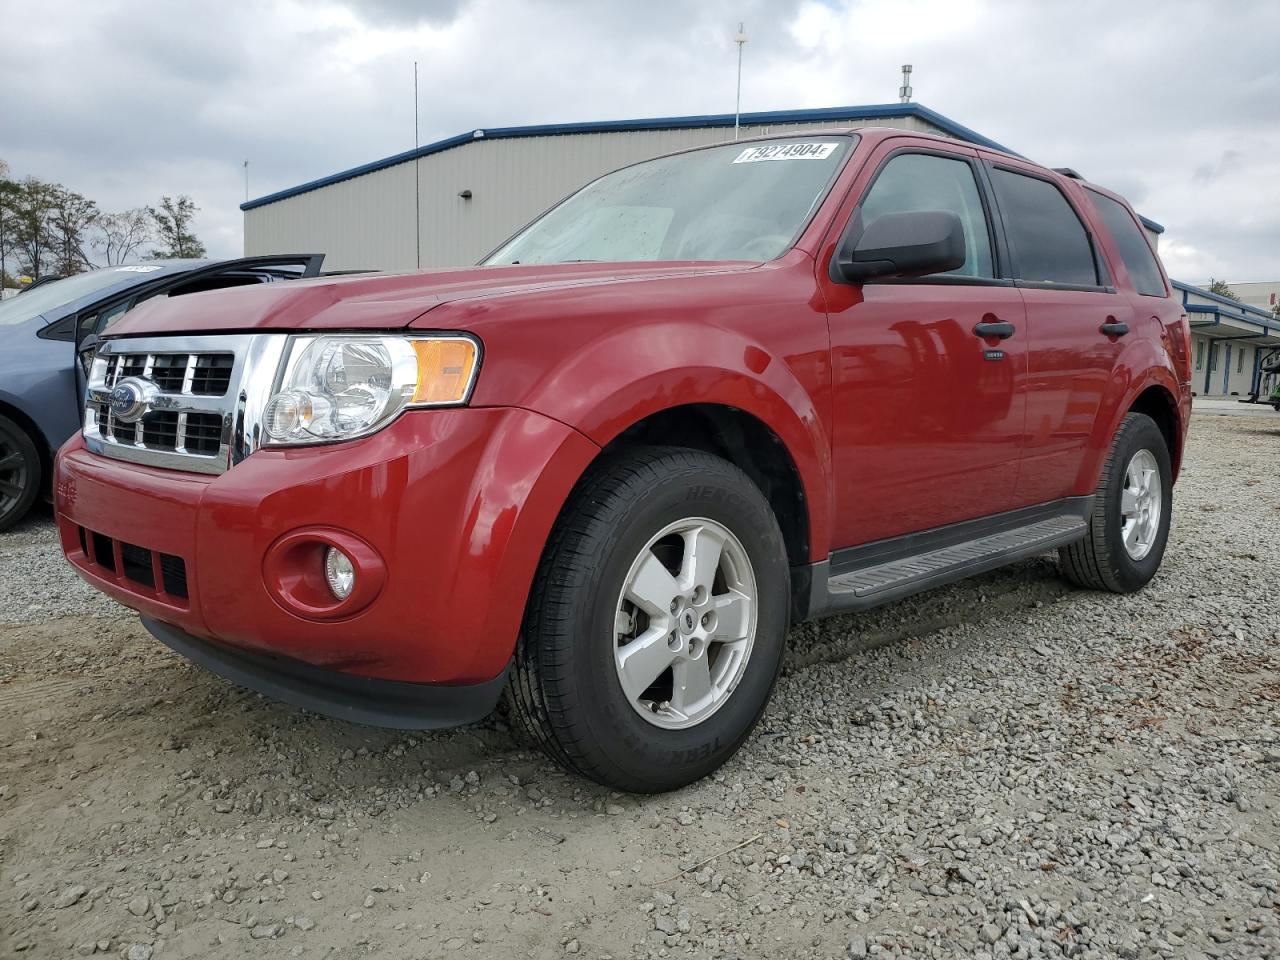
xmin=244 ymin=163 xmax=417 ymax=271
xmin=244 ymin=115 xmax=946 ymax=271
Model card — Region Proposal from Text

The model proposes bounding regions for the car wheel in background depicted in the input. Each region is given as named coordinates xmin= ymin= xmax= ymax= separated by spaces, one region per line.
xmin=508 ymin=446 xmax=790 ymax=793
xmin=1058 ymin=412 xmax=1172 ymax=593
xmin=0 ymin=415 xmax=41 ymax=532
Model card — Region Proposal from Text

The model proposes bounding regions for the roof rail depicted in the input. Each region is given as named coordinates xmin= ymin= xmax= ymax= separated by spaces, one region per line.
xmin=1052 ymin=167 xmax=1084 ymax=180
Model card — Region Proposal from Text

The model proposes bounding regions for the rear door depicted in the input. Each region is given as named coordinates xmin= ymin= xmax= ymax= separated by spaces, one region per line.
xmin=820 ymin=143 xmax=1029 ymax=548
xmin=982 ymin=161 xmax=1134 ymax=507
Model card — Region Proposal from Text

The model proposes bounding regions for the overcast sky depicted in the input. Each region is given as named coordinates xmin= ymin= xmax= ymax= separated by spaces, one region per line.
xmin=3 ymin=0 xmax=1278 ymax=282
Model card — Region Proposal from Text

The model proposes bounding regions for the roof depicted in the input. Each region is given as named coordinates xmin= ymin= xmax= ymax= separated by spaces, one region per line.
xmin=1174 ymin=279 xmax=1280 ymax=336
xmin=240 ymin=101 xmax=1165 ymax=235
xmin=241 ymin=102 xmax=1019 ymax=212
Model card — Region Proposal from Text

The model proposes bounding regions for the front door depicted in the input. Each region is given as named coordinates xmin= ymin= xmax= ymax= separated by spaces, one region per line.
xmin=821 ymin=146 xmax=1029 ymax=549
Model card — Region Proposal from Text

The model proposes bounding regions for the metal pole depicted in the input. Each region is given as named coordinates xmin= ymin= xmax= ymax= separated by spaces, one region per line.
xmin=243 ymin=160 xmax=249 ymax=202
xmin=414 ymin=61 xmax=421 ymax=270
xmin=734 ymin=23 xmax=747 ymax=139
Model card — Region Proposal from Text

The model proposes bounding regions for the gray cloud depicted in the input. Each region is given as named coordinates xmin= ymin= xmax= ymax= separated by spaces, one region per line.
xmin=2 ymin=0 xmax=1278 ymax=281
xmin=1193 ymin=149 xmax=1245 ymax=185
xmin=348 ymin=0 xmax=468 ymax=24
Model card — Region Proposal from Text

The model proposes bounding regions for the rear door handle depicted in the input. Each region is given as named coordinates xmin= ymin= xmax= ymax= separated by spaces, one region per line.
xmin=1100 ymin=321 xmax=1130 ymax=338
xmin=973 ymin=321 xmax=1016 ymax=340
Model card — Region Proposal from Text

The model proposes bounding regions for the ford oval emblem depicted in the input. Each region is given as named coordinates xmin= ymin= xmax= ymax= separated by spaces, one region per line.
xmin=108 ymin=377 xmax=156 ymax=424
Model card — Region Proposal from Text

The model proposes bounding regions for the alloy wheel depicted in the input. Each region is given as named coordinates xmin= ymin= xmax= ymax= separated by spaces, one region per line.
xmin=1119 ymin=448 xmax=1162 ymax=561
xmin=0 ymin=434 xmax=29 ymax=520
xmin=613 ymin=517 xmax=757 ymax=730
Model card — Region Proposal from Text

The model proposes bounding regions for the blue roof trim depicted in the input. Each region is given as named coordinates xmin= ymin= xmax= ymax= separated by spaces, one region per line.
xmin=1174 ymin=279 xmax=1280 ymax=331
xmin=241 ymin=102 xmax=1019 ymax=211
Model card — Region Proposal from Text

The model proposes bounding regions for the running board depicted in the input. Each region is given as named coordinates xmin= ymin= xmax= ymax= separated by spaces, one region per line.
xmin=796 ymin=497 xmax=1092 ymax=620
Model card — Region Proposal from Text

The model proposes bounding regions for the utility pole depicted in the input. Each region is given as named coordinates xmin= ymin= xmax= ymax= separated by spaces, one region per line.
xmin=734 ymin=23 xmax=748 ymax=139
xmin=414 ymin=60 xmax=422 ymax=270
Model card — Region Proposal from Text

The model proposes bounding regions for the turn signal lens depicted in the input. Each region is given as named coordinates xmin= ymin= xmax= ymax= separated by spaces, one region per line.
xmin=412 ymin=338 xmax=479 ymax=405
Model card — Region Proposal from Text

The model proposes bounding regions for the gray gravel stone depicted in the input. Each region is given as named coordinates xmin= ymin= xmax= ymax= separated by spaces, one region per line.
xmin=3 ymin=413 xmax=1278 ymax=960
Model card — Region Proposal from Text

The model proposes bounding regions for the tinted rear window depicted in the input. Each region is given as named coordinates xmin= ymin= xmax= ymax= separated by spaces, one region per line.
xmin=1087 ymin=190 xmax=1166 ymax=297
xmin=990 ymin=168 xmax=1098 ymax=286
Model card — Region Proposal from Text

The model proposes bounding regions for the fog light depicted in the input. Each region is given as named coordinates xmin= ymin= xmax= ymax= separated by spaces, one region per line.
xmin=324 ymin=547 xmax=355 ymax=600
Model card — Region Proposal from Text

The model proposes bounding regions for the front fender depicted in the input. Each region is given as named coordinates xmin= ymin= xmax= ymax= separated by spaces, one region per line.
xmin=479 ymin=320 xmax=833 ymax=562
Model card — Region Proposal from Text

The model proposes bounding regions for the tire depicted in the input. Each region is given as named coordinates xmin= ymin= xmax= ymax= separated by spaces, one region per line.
xmin=507 ymin=446 xmax=790 ymax=793
xmin=1058 ymin=412 xmax=1172 ymax=593
xmin=0 ymin=415 xmax=41 ymax=532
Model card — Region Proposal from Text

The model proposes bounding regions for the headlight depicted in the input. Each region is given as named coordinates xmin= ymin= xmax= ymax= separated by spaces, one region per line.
xmin=262 ymin=334 xmax=479 ymax=446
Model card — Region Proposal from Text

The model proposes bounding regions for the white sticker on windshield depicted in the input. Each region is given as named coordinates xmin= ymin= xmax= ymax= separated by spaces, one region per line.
xmin=732 ymin=142 xmax=838 ymax=163
xmin=116 ymin=265 xmax=163 ymax=273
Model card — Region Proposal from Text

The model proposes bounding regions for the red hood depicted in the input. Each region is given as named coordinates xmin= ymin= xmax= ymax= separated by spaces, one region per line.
xmin=106 ymin=261 xmax=755 ymax=337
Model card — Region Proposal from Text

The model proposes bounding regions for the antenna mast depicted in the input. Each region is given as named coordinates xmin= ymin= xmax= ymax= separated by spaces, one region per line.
xmin=414 ymin=61 xmax=421 ymax=270
xmin=899 ymin=64 xmax=913 ymax=103
xmin=734 ymin=23 xmax=748 ymax=139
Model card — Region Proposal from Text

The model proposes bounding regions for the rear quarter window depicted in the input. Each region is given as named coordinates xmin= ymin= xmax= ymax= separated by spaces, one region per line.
xmin=1086 ymin=189 xmax=1166 ymax=297
xmin=989 ymin=168 xmax=1099 ymax=287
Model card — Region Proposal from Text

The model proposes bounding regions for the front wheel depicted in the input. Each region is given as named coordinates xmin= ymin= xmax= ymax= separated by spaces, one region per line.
xmin=1058 ymin=412 xmax=1172 ymax=593
xmin=507 ymin=447 xmax=790 ymax=793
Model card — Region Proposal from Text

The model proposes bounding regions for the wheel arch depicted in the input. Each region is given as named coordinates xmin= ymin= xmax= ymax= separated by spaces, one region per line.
xmin=1127 ymin=383 xmax=1184 ymax=478
xmin=0 ymin=396 xmax=52 ymax=496
xmin=598 ymin=403 xmax=813 ymax=577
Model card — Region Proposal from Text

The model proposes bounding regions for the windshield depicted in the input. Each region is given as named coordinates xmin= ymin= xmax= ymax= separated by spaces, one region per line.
xmin=486 ymin=137 xmax=854 ymax=265
xmin=0 ymin=265 xmax=168 ymax=326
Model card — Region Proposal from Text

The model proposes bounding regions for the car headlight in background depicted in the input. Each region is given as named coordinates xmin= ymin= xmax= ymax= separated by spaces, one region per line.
xmin=262 ymin=334 xmax=479 ymax=446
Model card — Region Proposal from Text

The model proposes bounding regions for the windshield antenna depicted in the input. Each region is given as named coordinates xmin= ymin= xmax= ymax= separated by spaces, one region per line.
xmin=734 ymin=23 xmax=748 ymax=139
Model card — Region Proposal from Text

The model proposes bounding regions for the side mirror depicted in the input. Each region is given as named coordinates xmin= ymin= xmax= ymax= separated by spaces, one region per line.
xmin=833 ymin=210 xmax=966 ymax=283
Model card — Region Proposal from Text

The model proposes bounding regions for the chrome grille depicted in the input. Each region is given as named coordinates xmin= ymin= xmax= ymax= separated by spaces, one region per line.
xmin=83 ymin=334 xmax=289 ymax=475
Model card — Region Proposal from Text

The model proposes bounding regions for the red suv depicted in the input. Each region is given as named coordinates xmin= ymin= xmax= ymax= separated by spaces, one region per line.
xmin=55 ymin=128 xmax=1191 ymax=792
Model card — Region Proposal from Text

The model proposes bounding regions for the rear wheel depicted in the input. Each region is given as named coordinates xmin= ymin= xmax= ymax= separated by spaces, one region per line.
xmin=1058 ymin=413 xmax=1172 ymax=593
xmin=0 ymin=416 xmax=41 ymax=532
xmin=507 ymin=447 xmax=790 ymax=793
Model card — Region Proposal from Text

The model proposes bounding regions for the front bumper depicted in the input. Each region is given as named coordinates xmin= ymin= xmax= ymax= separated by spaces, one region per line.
xmin=143 ymin=618 xmax=507 ymax=728
xmin=56 ymin=406 xmax=599 ymax=688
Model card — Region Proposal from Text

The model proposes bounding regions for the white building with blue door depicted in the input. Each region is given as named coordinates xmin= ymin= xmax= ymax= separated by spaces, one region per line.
xmin=1179 ymin=281 xmax=1280 ymax=399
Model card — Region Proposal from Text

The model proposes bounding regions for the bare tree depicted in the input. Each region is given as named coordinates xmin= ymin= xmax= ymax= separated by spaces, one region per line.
xmin=49 ymin=187 xmax=99 ymax=275
xmin=148 ymin=195 xmax=207 ymax=259
xmin=96 ymin=208 xmax=154 ymax=265
xmin=0 ymin=161 xmax=16 ymax=288
xmin=11 ymin=177 xmax=61 ymax=278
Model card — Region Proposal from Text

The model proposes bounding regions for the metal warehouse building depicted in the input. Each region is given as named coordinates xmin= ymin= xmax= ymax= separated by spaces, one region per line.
xmin=242 ymin=102 xmax=1165 ymax=272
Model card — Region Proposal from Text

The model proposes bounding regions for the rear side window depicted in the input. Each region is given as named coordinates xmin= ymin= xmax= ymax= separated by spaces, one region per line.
xmin=858 ymin=153 xmax=994 ymax=279
xmin=1086 ymin=190 xmax=1166 ymax=297
xmin=990 ymin=168 xmax=1098 ymax=286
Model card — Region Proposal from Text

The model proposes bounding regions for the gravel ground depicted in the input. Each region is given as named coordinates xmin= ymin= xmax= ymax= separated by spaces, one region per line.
xmin=1 ymin=412 xmax=1277 ymax=960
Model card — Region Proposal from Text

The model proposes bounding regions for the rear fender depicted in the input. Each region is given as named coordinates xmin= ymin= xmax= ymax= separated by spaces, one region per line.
xmin=1078 ymin=338 xmax=1184 ymax=491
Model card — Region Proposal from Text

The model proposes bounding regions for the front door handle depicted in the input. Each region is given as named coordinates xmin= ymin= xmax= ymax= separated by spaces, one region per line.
xmin=1100 ymin=321 xmax=1130 ymax=338
xmin=973 ymin=320 xmax=1016 ymax=340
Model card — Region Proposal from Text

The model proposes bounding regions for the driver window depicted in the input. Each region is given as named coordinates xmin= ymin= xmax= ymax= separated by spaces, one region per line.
xmin=94 ymin=299 xmax=133 ymax=334
xmin=857 ymin=153 xmax=994 ymax=279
